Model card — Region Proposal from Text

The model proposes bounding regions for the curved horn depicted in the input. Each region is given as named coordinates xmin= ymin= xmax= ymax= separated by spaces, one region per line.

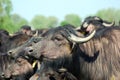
xmin=9 ymin=34 xmax=14 ymax=36
xmin=68 ymin=30 xmax=96 ymax=43
xmin=102 ymin=21 xmax=115 ymax=27
xmin=33 ymin=30 xmax=38 ymax=37
xmin=75 ymin=26 xmax=81 ymax=30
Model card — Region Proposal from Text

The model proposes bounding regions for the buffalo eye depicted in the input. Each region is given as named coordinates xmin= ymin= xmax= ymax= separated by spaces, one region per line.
xmin=52 ymin=35 xmax=66 ymax=46
xmin=53 ymin=35 xmax=64 ymax=41
xmin=54 ymin=37 xmax=63 ymax=41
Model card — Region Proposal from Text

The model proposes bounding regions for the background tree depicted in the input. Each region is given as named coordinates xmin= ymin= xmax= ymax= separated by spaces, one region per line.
xmin=11 ymin=14 xmax=28 ymax=32
xmin=30 ymin=15 xmax=47 ymax=29
xmin=0 ymin=0 xmax=14 ymax=33
xmin=47 ymin=16 xmax=58 ymax=28
xmin=60 ymin=14 xmax=82 ymax=27
xmin=1 ymin=0 xmax=120 ymax=33
xmin=0 ymin=0 xmax=12 ymax=16
xmin=95 ymin=8 xmax=120 ymax=25
xmin=30 ymin=15 xmax=58 ymax=29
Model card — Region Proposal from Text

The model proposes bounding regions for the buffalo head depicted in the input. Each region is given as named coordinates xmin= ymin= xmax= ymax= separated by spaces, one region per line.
xmin=80 ymin=16 xmax=114 ymax=35
xmin=7 ymin=36 xmax=42 ymax=59
xmin=25 ymin=24 xmax=95 ymax=60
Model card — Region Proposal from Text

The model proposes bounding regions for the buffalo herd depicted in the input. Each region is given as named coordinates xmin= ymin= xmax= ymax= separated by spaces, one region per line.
xmin=0 ymin=16 xmax=120 ymax=80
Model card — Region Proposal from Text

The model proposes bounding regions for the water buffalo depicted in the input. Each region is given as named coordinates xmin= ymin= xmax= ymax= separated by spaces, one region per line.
xmin=30 ymin=67 xmax=78 ymax=80
xmin=0 ymin=30 xmax=32 ymax=53
xmin=7 ymin=28 xmax=49 ymax=58
xmin=24 ymin=23 xmax=120 ymax=80
xmin=79 ymin=16 xmax=115 ymax=36
xmin=1 ymin=36 xmax=43 ymax=80
xmin=0 ymin=28 xmax=48 ymax=80
xmin=2 ymin=57 xmax=38 ymax=80
xmin=3 ymin=55 xmax=77 ymax=80
xmin=6 ymin=36 xmax=78 ymax=80
xmin=0 ymin=29 xmax=39 ymax=80
xmin=21 ymin=24 xmax=94 ymax=78
xmin=7 ymin=36 xmax=42 ymax=59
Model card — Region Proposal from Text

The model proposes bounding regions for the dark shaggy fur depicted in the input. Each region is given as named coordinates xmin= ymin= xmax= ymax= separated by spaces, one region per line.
xmin=16 ymin=24 xmax=120 ymax=80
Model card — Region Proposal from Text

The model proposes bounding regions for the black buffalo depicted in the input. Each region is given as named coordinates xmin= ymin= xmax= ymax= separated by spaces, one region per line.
xmin=6 ymin=28 xmax=49 ymax=58
xmin=3 ymin=57 xmax=36 ymax=80
xmin=2 ymin=36 xmax=44 ymax=80
xmin=0 ymin=29 xmax=37 ymax=80
xmin=24 ymin=23 xmax=120 ymax=80
xmin=6 ymin=28 xmax=79 ymax=80
xmin=0 ymin=29 xmax=32 ymax=53
xmin=23 ymin=24 xmax=98 ymax=79
xmin=2 ymin=37 xmax=43 ymax=80
xmin=79 ymin=16 xmax=115 ymax=36
xmin=7 ymin=36 xmax=42 ymax=58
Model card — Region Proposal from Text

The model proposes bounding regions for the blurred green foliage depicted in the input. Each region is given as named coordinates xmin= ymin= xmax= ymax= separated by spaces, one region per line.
xmin=30 ymin=15 xmax=58 ymax=29
xmin=0 ymin=0 xmax=28 ymax=33
xmin=0 ymin=0 xmax=13 ymax=33
xmin=11 ymin=14 xmax=28 ymax=31
xmin=95 ymin=8 xmax=120 ymax=25
xmin=60 ymin=14 xmax=82 ymax=27
xmin=0 ymin=0 xmax=120 ymax=34
xmin=0 ymin=0 xmax=12 ymax=16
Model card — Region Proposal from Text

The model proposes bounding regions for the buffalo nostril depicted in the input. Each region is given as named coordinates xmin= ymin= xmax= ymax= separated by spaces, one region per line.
xmin=25 ymin=47 xmax=33 ymax=53
xmin=8 ymin=51 xmax=13 ymax=55
xmin=1 ymin=72 xmax=5 ymax=78
xmin=29 ymin=49 xmax=33 ymax=52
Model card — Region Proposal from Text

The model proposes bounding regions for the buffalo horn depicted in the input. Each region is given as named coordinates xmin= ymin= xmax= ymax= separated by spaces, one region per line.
xmin=75 ymin=26 xmax=81 ymax=30
xmin=102 ymin=21 xmax=115 ymax=27
xmin=68 ymin=30 xmax=96 ymax=43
